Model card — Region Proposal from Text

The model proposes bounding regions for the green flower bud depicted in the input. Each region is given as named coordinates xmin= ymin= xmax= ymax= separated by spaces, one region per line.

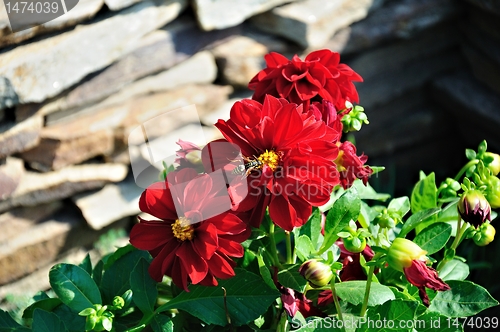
xmin=474 ymin=223 xmax=496 ymax=246
xmin=112 ymin=296 xmax=125 ymax=310
xmin=485 ymin=176 xmax=500 ymax=209
xmin=341 ymin=105 xmax=369 ymax=133
xmin=458 ymin=190 xmax=491 ymax=228
xmin=485 ymin=152 xmax=500 ymax=176
xmin=386 ymin=238 xmax=427 ymax=272
xmin=342 ymin=236 xmax=366 ymax=253
xmin=84 ymin=314 xmax=98 ymax=331
xmin=374 ymin=209 xmax=401 ymax=229
xmin=298 ymin=259 xmax=333 ymax=287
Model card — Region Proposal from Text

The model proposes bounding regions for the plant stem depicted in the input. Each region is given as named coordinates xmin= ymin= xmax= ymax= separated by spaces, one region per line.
xmin=454 ymin=159 xmax=479 ymax=181
xmin=360 ymin=265 xmax=375 ymax=317
xmin=268 ymin=223 xmax=283 ymax=269
xmin=437 ymin=215 xmax=466 ymax=272
xmin=330 ymin=281 xmax=345 ymax=332
xmin=285 ymin=231 xmax=293 ymax=264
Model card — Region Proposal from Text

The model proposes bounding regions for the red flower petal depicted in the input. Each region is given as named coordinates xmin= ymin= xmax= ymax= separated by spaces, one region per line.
xmin=176 ymin=243 xmax=209 ymax=284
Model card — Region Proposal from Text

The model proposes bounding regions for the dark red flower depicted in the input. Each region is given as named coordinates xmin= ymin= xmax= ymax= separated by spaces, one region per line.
xmin=280 ymin=286 xmax=326 ymax=318
xmin=129 ymin=168 xmax=249 ymax=291
xmin=403 ymin=259 xmax=450 ymax=307
xmin=335 ymin=141 xmax=372 ymax=189
xmin=208 ymin=95 xmax=341 ymax=230
xmin=249 ymin=50 xmax=363 ymax=111
xmin=309 ymin=100 xmax=343 ymax=132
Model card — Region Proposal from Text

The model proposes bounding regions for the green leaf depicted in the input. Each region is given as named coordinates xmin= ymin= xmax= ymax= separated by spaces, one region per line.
xmin=320 ymin=187 xmax=361 ymax=254
xmin=388 ymin=197 xmax=411 ymax=216
xmin=417 ymin=311 xmax=463 ymax=331
xmin=151 ymin=314 xmax=173 ymax=332
xmin=103 ymin=244 xmax=137 ymax=270
xmin=335 ymin=281 xmax=395 ymax=306
xmin=373 ymin=299 xmax=418 ymax=328
xmin=414 ymin=223 xmax=452 ymax=255
xmin=78 ymin=254 xmax=92 ymax=276
xmin=23 ymin=298 xmax=62 ymax=319
xmin=353 ymin=180 xmax=390 ymax=202
xmin=294 ymin=207 xmax=322 ymax=250
xmin=92 ymin=260 xmax=104 ymax=287
xmin=101 ymin=249 xmax=150 ymax=303
xmin=295 ymin=235 xmax=315 ymax=261
xmin=156 ymin=269 xmax=279 ymax=326
xmin=411 ymin=172 xmax=437 ymax=214
xmin=291 ymin=317 xmax=344 ymax=331
xmin=278 ymin=264 xmax=307 ymax=293
xmin=438 ymin=259 xmax=469 ymax=281
xmin=398 ymin=208 xmax=440 ymax=238
xmin=256 ymin=252 xmax=276 ymax=290
xmin=49 ymin=264 xmax=102 ymax=312
xmin=32 ymin=309 xmax=68 ymax=332
xmin=51 ymin=303 xmax=86 ymax=332
xmin=429 ymin=280 xmax=499 ymax=317
xmin=465 ymin=149 xmax=476 ymax=160
xmin=0 ymin=310 xmax=30 ymax=331
xmin=130 ymin=258 xmax=158 ymax=315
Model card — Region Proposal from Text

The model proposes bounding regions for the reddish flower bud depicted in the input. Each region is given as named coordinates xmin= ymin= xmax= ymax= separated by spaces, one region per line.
xmin=458 ymin=190 xmax=491 ymax=228
xmin=299 ymin=259 xmax=333 ymax=287
xmin=386 ymin=238 xmax=427 ymax=272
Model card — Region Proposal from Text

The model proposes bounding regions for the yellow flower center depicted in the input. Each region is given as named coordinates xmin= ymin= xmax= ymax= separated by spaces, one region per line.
xmin=258 ymin=150 xmax=280 ymax=171
xmin=334 ymin=150 xmax=346 ymax=172
xmin=172 ymin=217 xmax=194 ymax=241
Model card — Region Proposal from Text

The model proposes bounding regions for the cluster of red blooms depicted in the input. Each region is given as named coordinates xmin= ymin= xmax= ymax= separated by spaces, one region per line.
xmin=130 ymin=49 xmax=371 ymax=292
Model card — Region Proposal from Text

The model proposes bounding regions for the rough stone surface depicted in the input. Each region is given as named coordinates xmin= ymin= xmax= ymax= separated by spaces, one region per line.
xmin=325 ymin=0 xmax=459 ymax=55
xmin=27 ymin=17 xmax=236 ymax=119
xmin=0 ymin=0 xmax=187 ymax=104
xmin=106 ymin=0 xmax=144 ymax=11
xmin=192 ymin=0 xmax=299 ymax=31
xmin=348 ymin=25 xmax=461 ymax=107
xmin=20 ymin=128 xmax=115 ymax=171
xmin=0 ymin=116 xmax=43 ymax=159
xmin=0 ymin=163 xmax=128 ymax=212
xmin=0 ymin=0 xmax=105 ymax=47
xmin=73 ymin=177 xmax=143 ymax=230
xmin=251 ymin=0 xmax=383 ymax=48
xmin=432 ymin=71 xmax=500 ymax=151
xmin=0 ymin=158 xmax=25 ymax=200
xmin=0 ymin=77 xmax=18 ymax=111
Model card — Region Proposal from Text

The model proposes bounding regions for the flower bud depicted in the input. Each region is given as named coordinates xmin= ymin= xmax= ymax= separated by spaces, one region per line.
xmin=485 ymin=152 xmax=500 ymax=176
xmin=342 ymin=236 xmax=366 ymax=253
xmin=485 ymin=176 xmax=500 ymax=209
xmin=374 ymin=209 xmax=401 ymax=229
xmin=458 ymin=190 xmax=491 ymax=228
xmin=298 ymin=259 xmax=333 ymax=287
xmin=112 ymin=296 xmax=125 ymax=310
xmin=386 ymin=238 xmax=427 ymax=272
xmin=474 ymin=223 xmax=496 ymax=246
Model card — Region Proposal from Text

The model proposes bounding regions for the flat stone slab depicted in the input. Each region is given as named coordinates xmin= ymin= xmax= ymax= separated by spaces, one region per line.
xmin=192 ymin=0 xmax=299 ymax=31
xmin=0 ymin=0 xmax=187 ymax=104
xmin=0 ymin=163 xmax=128 ymax=213
xmin=251 ymin=0 xmax=383 ymax=48
xmin=0 ymin=157 xmax=25 ymax=200
xmin=0 ymin=116 xmax=43 ymax=159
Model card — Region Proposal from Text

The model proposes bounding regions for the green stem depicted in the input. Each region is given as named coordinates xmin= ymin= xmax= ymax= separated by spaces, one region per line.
xmin=454 ymin=159 xmax=479 ymax=181
xmin=268 ymin=223 xmax=283 ymax=269
xmin=437 ymin=215 xmax=466 ymax=272
xmin=285 ymin=231 xmax=293 ymax=264
xmin=330 ymin=281 xmax=345 ymax=332
xmin=360 ymin=265 xmax=376 ymax=317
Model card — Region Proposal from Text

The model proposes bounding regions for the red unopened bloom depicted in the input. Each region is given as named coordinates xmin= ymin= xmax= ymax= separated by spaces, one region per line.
xmin=387 ymin=238 xmax=450 ymax=307
xmin=209 ymin=95 xmax=341 ymax=230
xmin=174 ymin=140 xmax=203 ymax=171
xmin=130 ymin=168 xmax=249 ymax=291
xmin=249 ymin=49 xmax=363 ymax=111
xmin=404 ymin=259 xmax=451 ymax=307
xmin=335 ymin=141 xmax=372 ymax=189
xmin=309 ymin=100 xmax=343 ymax=132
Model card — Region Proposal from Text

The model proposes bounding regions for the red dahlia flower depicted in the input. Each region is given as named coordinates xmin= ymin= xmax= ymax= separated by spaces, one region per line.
xmin=208 ymin=95 xmax=341 ymax=231
xmin=335 ymin=141 xmax=373 ymax=189
xmin=129 ymin=168 xmax=249 ymax=291
xmin=249 ymin=49 xmax=363 ymax=111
